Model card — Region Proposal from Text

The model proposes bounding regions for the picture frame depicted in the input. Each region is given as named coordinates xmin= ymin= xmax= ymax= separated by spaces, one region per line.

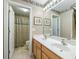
xmin=34 ymin=17 xmax=42 ymax=25
xmin=44 ymin=18 xmax=51 ymax=26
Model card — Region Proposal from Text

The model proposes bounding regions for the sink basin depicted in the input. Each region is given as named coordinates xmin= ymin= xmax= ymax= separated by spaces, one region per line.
xmin=66 ymin=40 xmax=76 ymax=46
xmin=46 ymin=38 xmax=61 ymax=44
xmin=52 ymin=43 xmax=70 ymax=51
xmin=46 ymin=39 xmax=70 ymax=51
xmin=56 ymin=44 xmax=70 ymax=51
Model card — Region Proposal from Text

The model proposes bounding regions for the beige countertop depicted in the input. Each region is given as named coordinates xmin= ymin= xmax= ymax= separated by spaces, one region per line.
xmin=33 ymin=34 xmax=76 ymax=59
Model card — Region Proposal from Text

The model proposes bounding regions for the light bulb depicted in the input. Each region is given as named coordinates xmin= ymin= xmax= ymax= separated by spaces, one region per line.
xmin=53 ymin=0 xmax=57 ymax=2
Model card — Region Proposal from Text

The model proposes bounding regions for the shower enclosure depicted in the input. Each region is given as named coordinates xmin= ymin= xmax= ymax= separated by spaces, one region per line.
xmin=51 ymin=15 xmax=60 ymax=36
xmin=15 ymin=14 xmax=29 ymax=48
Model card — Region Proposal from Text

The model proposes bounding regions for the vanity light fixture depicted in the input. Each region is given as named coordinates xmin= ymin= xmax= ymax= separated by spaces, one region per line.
xmin=53 ymin=0 xmax=57 ymax=2
xmin=19 ymin=8 xmax=29 ymax=12
xmin=43 ymin=0 xmax=64 ymax=12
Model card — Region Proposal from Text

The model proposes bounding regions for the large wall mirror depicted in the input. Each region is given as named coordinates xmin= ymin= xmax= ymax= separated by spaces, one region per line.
xmin=43 ymin=9 xmax=76 ymax=40
xmin=50 ymin=9 xmax=76 ymax=40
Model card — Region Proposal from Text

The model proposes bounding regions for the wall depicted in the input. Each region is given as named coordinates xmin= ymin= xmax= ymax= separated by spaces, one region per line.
xmin=4 ymin=0 xmax=32 ymax=58
xmin=11 ymin=0 xmax=59 ymax=35
xmin=11 ymin=0 xmax=43 ymax=34
xmin=60 ymin=9 xmax=74 ymax=39
xmin=15 ymin=14 xmax=29 ymax=48
xmin=72 ymin=10 xmax=76 ymax=39
xmin=4 ymin=0 xmax=9 ymax=59
xmin=43 ymin=11 xmax=59 ymax=36
xmin=32 ymin=4 xmax=43 ymax=34
xmin=9 ymin=6 xmax=15 ymax=59
xmin=32 ymin=6 xmax=59 ymax=35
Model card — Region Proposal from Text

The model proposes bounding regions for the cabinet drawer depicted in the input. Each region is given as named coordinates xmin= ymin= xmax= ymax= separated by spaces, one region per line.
xmin=51 ymin=52 xmax=61 ymax=59
xmin=42 ymin=45 xmax=62 ymax=59
xmin=42 ymin=45 xmax=53 ymax=58
xmin=42 ymin=52 xmax=49 ymax=59
xmin=53 ymin=54 xmax=61 ymax=59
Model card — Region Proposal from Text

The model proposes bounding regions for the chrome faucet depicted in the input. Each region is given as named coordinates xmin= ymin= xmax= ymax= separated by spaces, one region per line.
xmin=61 ymin=39 xmax=67 ymax=46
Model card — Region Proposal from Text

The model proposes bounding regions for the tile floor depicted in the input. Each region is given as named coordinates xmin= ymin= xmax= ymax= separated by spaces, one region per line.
xmin=12 ymin=47 xmax=34 ymax=59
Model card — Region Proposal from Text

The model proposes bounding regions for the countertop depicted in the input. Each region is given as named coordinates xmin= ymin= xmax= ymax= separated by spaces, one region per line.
xmin=33 ymin=35 xmax=76 ymax=59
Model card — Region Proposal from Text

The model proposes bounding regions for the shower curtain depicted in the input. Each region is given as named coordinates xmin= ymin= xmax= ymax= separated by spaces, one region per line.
xmin=15 ymin=15 xmax=29 ymax=48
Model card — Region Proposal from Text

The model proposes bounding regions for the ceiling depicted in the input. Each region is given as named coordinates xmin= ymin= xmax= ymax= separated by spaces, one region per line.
xmin=32 ymin=0 xmax=48 ymax=6
xmin=51 ymin=0 xmax=76 ymax=12
xmin=22 ymin=0 xmax=76 ymax=12
xmin=12 ymin=6 xmax=30 ymax=16
xmin=22 ymin=0 xmax=49 ymax=7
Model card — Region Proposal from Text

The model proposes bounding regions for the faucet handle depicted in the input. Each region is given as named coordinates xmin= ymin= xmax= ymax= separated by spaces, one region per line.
xmin=61 ymin=39 xmax=67 ymax=46
xmin=61 ymin=39 xmax=65 ymax=42
xmin=44 ymin=35 xmax=47 ymax=39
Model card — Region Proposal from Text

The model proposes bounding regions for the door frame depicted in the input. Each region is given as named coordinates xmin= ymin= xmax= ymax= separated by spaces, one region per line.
xmin=8 ymin=0 xmax=33 ymax=57
xmin=51 ymin=14 xmax=60 ymax=36
xmin=8 ymin=6 xmax=15 ymax=59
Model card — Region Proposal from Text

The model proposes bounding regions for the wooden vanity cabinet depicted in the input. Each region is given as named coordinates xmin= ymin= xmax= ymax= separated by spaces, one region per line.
xmin=42 ymin=45 xmax=61 ymax=59
xmin=32 ymin=39 xmax=37 ymax=58
xmin=32 ymin=39 xmax=42 ymax=59
xmin=33 ymin=44 xmax=36 ymax=56
xmin=32 ymin=39 xmax=62 ymax=59
xmin=42 ymin=52 xmax=49 ymax=59
xmin=36 ymin=47 xmax=41 ymax=59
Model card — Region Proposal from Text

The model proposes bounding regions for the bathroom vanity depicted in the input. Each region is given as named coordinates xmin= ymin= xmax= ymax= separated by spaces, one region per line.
xmin=32 ymin=39 xmax=62 ymax=59
xmin=32 ymin=35 xmax=76 ymax=59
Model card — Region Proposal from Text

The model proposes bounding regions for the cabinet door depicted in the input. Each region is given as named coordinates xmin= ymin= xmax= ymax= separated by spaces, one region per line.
xmin=33 ymin=43 xmax=37 ymax=57
xmin=36 ymin=47 xmax=41 ymax=59
xmin=42 ymin=52 xmax=49 ymax=59
xmin=53 ymin=54 xmax=61 ymax=59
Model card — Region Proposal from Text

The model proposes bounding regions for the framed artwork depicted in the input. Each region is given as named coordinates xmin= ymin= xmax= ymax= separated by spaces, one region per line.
xmin=34 ymin=17 xmax=42 ymax=25
xmin=44 ymin=18 xmax=51 ymax=26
